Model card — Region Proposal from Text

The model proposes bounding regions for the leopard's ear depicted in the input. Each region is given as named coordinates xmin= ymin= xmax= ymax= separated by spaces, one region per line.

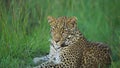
xmin=70 ymin=16 xmax=77 ymax=24
xmin=67 ymin=16 xmax=77 ymax=29
xmin=47 ymin=16 xmax=56 ymax=23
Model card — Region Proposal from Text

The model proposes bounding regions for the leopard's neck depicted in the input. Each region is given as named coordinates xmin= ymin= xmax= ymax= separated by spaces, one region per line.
xmin=65 ymin=29 xmax=88 ymax=45
xmin=75 ymin=29 xmax=88 ymax=43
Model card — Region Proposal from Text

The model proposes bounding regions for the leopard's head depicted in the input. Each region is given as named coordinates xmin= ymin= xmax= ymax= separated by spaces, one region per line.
xmin=47 ymin=16 xmax=77 ymax=48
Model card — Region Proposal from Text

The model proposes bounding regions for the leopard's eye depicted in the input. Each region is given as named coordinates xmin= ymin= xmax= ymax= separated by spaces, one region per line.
xmin=64 ymin=29 xmax=67 ymax=31
xmin=64 ymin=29 xmax=69 ymax=33
xmin=65 ymin=28 xmax=68 ymax=30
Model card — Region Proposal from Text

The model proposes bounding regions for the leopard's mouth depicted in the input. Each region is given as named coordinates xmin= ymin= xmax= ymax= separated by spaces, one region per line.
xmin=50 ymin=39 xmax=68 ymax=49
xmin=61 ymin=42 xmax=68 ymax=47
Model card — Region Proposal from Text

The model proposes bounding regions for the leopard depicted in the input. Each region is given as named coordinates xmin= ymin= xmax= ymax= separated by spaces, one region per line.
xmin=33 ymin=16 xmax=77 ymax=64
xmin=34 ymin=16 xmax=111 ymax=68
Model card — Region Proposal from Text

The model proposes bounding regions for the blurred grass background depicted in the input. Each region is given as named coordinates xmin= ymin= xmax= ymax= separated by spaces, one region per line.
xmin=0 ymin=0 xmax=120 ymax=68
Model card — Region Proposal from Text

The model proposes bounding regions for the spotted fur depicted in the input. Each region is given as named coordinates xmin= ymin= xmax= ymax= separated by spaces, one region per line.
xmin=34 ymin=16 xmax=111 ymax=68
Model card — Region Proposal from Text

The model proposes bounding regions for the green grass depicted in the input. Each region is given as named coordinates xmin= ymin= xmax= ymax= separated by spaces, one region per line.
xmin=0 ymin=0 xmax=120 ymax=68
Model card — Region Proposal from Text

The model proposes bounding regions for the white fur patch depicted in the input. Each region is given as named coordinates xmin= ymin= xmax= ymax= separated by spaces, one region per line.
xmin=53 ymin=49 xmax=61 ymax=64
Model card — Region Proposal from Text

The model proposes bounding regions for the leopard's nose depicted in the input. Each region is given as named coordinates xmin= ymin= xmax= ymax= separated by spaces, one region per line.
xmin=55 ymin=39 xmax=60 ymax=43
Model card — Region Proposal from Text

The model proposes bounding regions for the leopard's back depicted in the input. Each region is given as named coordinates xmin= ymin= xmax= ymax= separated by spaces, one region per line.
xmin=59 ymin=40 xmax=111 ymax=68
xmin=81 ymin=42 xmax=111 ymax=67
